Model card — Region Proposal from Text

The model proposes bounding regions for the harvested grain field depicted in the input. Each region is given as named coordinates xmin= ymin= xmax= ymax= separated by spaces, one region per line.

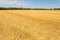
xmin=0 ymin=10 xmax=60 ymax=40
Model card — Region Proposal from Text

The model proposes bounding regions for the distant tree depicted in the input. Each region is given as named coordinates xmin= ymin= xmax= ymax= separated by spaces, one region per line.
xmin=0 ymin=7 xmax=60 ymax=10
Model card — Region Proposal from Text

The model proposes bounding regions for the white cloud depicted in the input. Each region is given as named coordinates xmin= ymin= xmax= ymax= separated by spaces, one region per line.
xmin=0 ymin=0 xmax=31 ymax=7
xmin=0 ymin=0 xmax=23 ymax=7
xmin=0 ymin=0 xmax=19 ymax=4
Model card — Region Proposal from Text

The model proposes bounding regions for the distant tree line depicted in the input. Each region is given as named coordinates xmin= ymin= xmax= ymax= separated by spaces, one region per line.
xmin=0 ymin=7 xmax=60 ymax=10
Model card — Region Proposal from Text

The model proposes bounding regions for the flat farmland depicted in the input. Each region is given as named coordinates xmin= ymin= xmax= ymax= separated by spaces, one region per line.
xmin=0 ymin=10 xmax=60 ymax=40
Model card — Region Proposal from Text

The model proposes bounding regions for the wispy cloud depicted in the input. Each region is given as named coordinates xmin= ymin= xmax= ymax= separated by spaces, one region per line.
xmin=0 ymin=0 xmax=18 ymax=5
xmin=0 ymin=0 xmax=32 ymax=7
xmin=0 ymin=0 xmax=24 ymax=7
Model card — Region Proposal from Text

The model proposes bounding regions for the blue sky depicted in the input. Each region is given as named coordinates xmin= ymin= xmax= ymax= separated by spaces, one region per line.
xmin=0 ymin=0 xmax=60 ymax=8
